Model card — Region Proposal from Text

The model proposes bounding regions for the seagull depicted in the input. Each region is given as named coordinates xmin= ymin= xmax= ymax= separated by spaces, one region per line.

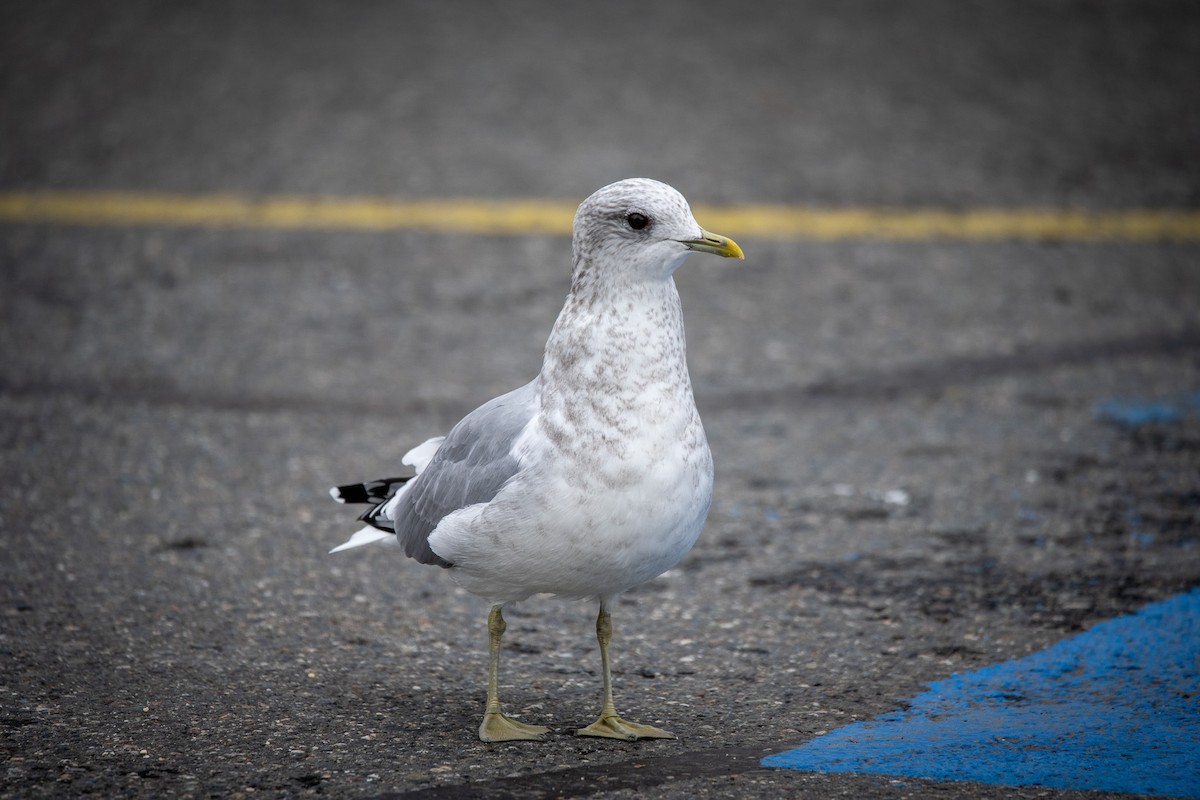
xmin=329 ymin=178 xmax=743 ymax=742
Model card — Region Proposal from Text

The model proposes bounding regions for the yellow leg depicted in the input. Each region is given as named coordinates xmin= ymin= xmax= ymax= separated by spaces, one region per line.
xmin=576 ymin=603 xmax=676 ymax=740
xmin=478 ymin=606 xmax=550 ymax=742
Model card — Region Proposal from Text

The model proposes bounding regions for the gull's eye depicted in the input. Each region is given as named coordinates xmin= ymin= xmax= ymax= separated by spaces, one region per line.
xmin=625 ymin=212 xmax=650 ymax=231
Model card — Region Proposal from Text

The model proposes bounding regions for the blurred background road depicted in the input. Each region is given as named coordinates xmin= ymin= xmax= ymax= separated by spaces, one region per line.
xmin=2 ymin=2 xmax=1198 ymax=797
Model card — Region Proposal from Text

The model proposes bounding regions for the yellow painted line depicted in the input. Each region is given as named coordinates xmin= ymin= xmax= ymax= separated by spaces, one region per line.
xmin=0 ymin=191 xmax=575 ymax=236
xmin=696 ymin=205 xmax=1200 ymax=242
xmin=1 ymin=190 xmax=1199 ymax=241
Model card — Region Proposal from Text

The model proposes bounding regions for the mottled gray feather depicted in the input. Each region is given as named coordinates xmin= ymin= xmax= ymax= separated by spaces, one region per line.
xmin=391 ymin=379 xmax=537 ymax=566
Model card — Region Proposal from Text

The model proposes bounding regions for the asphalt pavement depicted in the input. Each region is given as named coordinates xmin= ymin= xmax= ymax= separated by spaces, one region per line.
xmin=2 ymin=2 xmax=1199 ymax=798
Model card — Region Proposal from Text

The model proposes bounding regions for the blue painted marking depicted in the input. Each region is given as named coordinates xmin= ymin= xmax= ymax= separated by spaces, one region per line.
xmin=1094 ymin=395 xmax=1194 ymax=428
xmin=763 ymin=589 xmax=1200 ymax=797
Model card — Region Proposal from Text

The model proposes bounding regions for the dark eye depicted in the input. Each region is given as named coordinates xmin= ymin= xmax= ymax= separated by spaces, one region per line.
xmin=625 ymin=212 xmax=650 ymax=231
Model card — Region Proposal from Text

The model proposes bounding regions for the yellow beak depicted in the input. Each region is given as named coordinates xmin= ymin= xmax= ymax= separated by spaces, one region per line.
xmin=680 ymin=228 xmax=745 ymax=260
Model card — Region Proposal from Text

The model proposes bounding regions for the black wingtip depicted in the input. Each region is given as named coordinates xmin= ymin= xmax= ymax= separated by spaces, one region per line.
xmin=330 ymin=483 xmax=372 ymax=504
xmin=329 ymin=476 xmax=413 ymax=505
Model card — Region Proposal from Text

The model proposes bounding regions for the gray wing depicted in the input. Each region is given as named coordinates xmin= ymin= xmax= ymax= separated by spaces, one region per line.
xmin=392 ymin=379 xmax=538 ymax=567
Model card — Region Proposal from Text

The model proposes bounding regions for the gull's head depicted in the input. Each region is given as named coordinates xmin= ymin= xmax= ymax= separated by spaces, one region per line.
xmin=571 ymin=178 xmax=744 ymax=283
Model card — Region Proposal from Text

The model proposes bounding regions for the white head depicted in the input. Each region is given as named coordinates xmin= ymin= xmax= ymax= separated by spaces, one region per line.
xmin=571 ymin=178 xmax=743 ymax=287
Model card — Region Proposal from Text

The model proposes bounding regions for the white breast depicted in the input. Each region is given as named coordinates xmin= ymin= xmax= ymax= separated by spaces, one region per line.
xmin=427 ymin=277 xmax=714 ymax=603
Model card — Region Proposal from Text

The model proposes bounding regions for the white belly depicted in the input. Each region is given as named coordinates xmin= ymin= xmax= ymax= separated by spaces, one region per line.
xmin=429 ymin=412 xmax=713 ymax=603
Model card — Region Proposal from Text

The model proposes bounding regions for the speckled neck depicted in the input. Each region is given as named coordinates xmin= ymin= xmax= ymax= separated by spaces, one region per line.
xmin=542 ymin=275 xmax=689 ymax=394
xmin=536 ymin=274 xmax=697 ymax=465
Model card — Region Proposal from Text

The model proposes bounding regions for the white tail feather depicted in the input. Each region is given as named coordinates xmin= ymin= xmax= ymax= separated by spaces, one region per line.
xmin=403 ymin=436 xmax=445 ymax=473
xmin=329 ymin=526 xmax=397 ymax=554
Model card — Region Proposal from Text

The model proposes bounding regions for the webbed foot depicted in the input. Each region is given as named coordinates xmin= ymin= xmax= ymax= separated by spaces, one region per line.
xmin=576 ymin=714 xmax=675 ymax=741
xmin=478 ymin=712 xmax=551 ymax=742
